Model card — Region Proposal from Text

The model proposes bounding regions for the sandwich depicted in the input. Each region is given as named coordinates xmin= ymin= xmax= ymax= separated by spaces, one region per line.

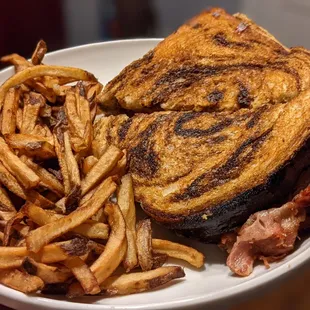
xmin=98 ymin=8 xmax=310 ymax=113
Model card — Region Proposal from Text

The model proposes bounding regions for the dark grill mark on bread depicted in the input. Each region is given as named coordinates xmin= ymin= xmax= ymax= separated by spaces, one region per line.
xmin=173 ymin=129 xmax=271 ymax=201
xmin=246 ymin=105 xmax=268 ymax=129
xmin=174 ymin=112 xmax=233 ymax=138
xmin=238 ymin=83 xmax=252 ymax=108
xmin=213 ymin=33 xmax=250 ymax=48
xmin=118 ymin=118 xmax=133 ymax=141
xmin=129 ymin=117 xmax=167 ymax=178
xmin=207 ymin=90 xmax=224 ymax=105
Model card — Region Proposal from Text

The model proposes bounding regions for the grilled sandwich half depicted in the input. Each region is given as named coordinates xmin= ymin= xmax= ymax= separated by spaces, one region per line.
xmin=96 ymin=90 xmax=310 ymax=241
xmin=98 ymin=8 xmax=310 ymax=113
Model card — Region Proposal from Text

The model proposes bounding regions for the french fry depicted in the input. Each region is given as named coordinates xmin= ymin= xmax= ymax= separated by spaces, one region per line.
xmin=91 ymin=208 xmax=107 ymax=223
xmin=63 ymin=131 xmax=80 ymax=188
xmin=16 ymin=107 xmax=23 ymax=131
xmin=81 ymin=145 xmax=122 ymax=195
xmin=25 ymin=177 xmax=116 ymax=252
xmin=25 ymin=80 xmax=56 ymax=103
xmin=5 ymin=134 xmax=55 ymax=159
xmin=22 ymin=257 xmax=71 ymax=284
xmin=117 ymin=174 xmax=138 ymax=272
xmin=23 ymin=258 xmax=71 ymax=283
xmin=90 ymin=202 xmax=127 ymax=285
xmin=22 ymin=203 xmax=109 ymax=239
xmin=54 ymin=127 xmax=71 ymax=195
xmin=0 ymin=162 xmax=53 ymax=208
xmin=152 ymin=239 xmax=205 ymax=268
xmin=3 ymin=212 xmax=24 ymax=246
xmin=21 ymin=92 xmax=45 ymax=134
xmin=1 ymin=87 xmax=20 ymax=135
xmin=92 ymin=116 xmax=112 ymax=158
xmin=31 ymin=40 xmax=47 ymax=65
xmin=1 ymin=54 xmax=32 ymax=72
xmin=64 ymin=257 xmax=100 ymax=295
xmin=21 ymin=156 xmax=64 ymax=196
xmin=0 ymin=185 xmax=16 ymax=221
xmin=136 ymin=219 xmax=153 ymax=271
xmin=152 ymin=253 xmax=168 ymax=269
xmin=0 ymin=269 xmax=44 ymax=293
xmin=0 ymin=137 xmax=40 ymax=189
xmin=107 ymin=150 xmax=127 ymax=178
xmin=100 ymin=266 xmax=185 ymax=296
xmin=0 ymin=239 xmax=90 ymax=269
xmin=0 ymin=65 xmax=97 ymax=108
xmin=82 ymin=156 xmax=98 ymax=175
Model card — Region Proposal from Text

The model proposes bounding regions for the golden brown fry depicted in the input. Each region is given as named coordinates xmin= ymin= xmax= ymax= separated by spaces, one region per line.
xmin=90 ymin=202 xmax=126 ymax=284
xmin=117 ymin=174 xmax=138 ymax=272
xmin=85 ymin=82 xmax=103 ymax=101
xmin=31 ymin=40 xmax=47 ymax=65
xmin=0 ymin=161 xmax=52 ymax=208
xmin=0 ymin=137 xmax=40 ymax=189
xmin=0 ymin=65 xmax=97 ymax=108
xmin=22 ymin=257 xmax=71 ymax=284
xmin=0 ymin=239 xmax=90 ymax=269
xmin=1 ymin=54 xmax=32 ymax=72
xmin=1 ymin=87 xmax=20 ymax=135
xmin=40 ymin=103 xmax=52 ymax=118
xmin=22 ymin=203 xmax=109 ymax=239
xmin=81 ymin=145 xmax=122 ymax=195
xmin=21 ymin=156 xmax=64 ymax=196
xmin=63 ymin=131 xmax=80 ymax=188
xmin=5 ymin=134 xmax=55 ymax=159
xmin=3 ymin=212 xmax=24 ymax=246
xmin=21 ymin=92 xmax=45 ymax=134
xmin=0 ymin=269 xmax=44 ymax=293
xmin=100 ymin=266 xmax=185 ymax=296
xmin=107 ymin=150 xmax=127 ymax=178
xmin=152 ymin=253 xmax=168 ymax=269
xmin=0 ymin=185 xmax=16 ymax=221
xmin=31 ymin=124 xmax=53 ymax=143
xmin=54 ymin=128 xmax=71 ymax=195
xmin=92 ymin=116 xmax=112 ymax=158
xmin=91 ymin=208 xmax=107 ymax=223
xmin=64 ymin=257 xmax=100 ymax=295
xmin=136 ymin=219 xmax=153 ymax=271
xmin=82 ymin=156 xmax=98 ymax=175
xmin=152 ymin=239 xmax=205 ymax=268
xmin=25 ymin=80 xmax=56 ymax=103
xmin=16 ymin=107 xmax=23 ymax=131
xmin=25 ymin=177 xmax=116 ymax=252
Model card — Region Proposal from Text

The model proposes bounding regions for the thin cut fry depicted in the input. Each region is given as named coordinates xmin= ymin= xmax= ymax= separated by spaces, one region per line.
xmin=25 ymin=177 xmax=116 ymax=252
xmin=1 ymin=54 xmax=32 ymax=72
xmin=31 ymin=40 xmax=47 ymax=65
xmin=63 ymin=131 xmax=80 ymax=188
xmin=136 ymin=219 xmax=153 ymax=271
xmin=22 ymin=257 xmax=71 ymax=284
xmin=0 ymin=161 xmax=53 ymax=207
xmin=64 ymin=257 xmax=100 ymax=295
xmin=117 ymin=174 xmax=137 ymax=272
xmin=1 ymin=87 xmax=20 ymax=135
xmin=100 ymin=266 xmax=185 ymax=296
xmin=152 ymin=239 xmax=205 ymax=268
xmin=21 ymin=156 xmax=64 ymax=196
xmin=82 ymin=156 xmax=98 ymax=175
xmin=107 ymin=150 xmax=127 ymax=178
xmin=21 ymin=92 xmax=45 ymax=134
xmin=0 ymin=137 xmax=40 ymax=189
xmin=16 ymin=108 xmax=23 ymax=131
xmin=0 ymin=185 xmax=16 ymax=221
xmin=81 ymin=145 xmax=122 ymax=195
xmin=0 ymin=269 xmax=44 ymax=293
xmin=90 ymin=202 xmax=127 ymax=284
xmin=5 ymin=134 xmax=55 ymax=159
xmin=23 ymin=203 xmax=109 ymax=239
xmin=0 ymin=65 xmax=97 ymax=108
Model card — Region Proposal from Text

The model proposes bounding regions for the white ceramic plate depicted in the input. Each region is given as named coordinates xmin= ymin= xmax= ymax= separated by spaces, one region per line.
xmin=0 ymin=39 xmax=310 ymax=310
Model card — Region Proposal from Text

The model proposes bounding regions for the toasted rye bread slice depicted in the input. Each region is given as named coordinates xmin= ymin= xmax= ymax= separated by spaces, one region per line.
xmin=98 ymin=8 xmax=310 ymax=113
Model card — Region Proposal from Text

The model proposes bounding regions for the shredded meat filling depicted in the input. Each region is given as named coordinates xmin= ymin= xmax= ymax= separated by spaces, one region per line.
xmin=225 ymin=185 xmax=310 ymax=276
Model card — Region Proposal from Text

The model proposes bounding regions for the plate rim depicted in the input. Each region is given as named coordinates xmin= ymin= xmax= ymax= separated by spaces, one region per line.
xmin=0 ymin=38 xmax=309 ymax=310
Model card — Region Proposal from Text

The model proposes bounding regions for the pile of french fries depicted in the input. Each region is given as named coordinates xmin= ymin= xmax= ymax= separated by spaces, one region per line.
xmin=0 ymin=41 xmax=204 ymax=298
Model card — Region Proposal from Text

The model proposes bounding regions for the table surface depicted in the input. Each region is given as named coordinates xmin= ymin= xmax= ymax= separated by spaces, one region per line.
xmin=1 ymin=265 xmax=310 ymax=310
